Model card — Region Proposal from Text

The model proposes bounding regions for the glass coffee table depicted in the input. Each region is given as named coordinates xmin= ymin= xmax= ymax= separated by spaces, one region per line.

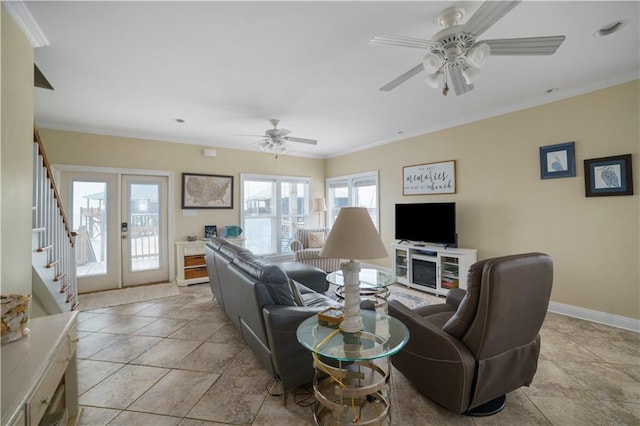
xmin=326 ymin=268 xmax=396 ymax=313
xmin=297 ymin=310 xmax=409 ymax=425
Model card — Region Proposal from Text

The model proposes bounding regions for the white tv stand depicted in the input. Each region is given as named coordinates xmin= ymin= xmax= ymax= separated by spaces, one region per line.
xmin=393 ymin=242 xmax=477 ymax=296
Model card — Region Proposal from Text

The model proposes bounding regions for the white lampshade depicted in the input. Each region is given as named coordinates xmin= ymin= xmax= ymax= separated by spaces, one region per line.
xmin=424 ymin=71 xmax=442 ymax=89
xmin=321 ymin=207 xmax=387 ymax=260
xmin=311 ymin=198 xmax=327 ymax=213
xmin=467 ymin=43 xmax=490 ymax=68
xmin=461 ymin=64 xmax=481 ymax=85
xmin=321 ymin=207 xmax=387 ymax=333
xmin=422 ymin=52 xmax=445 ymax=74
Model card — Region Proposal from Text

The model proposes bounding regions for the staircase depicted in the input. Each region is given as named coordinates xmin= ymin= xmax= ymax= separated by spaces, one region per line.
xmin=32 ymin=126 xmax=79 ymax=313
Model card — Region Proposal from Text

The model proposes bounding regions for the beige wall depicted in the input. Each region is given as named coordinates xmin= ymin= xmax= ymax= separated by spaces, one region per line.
xmin=326 ymin=81 xmax=639 ymax=320
xmin=1 ymin=6 xmax=35 ymax=295
xmin=39 ymin=129 xmax=326 ymax=244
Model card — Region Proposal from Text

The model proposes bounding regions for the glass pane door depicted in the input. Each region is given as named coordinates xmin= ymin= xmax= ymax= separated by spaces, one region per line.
xmin=122 ymin=175 xmax=169 ymax=286
xmin=243 ymin=179 xmax=277 ymax=255
xmin=280 ymin=182 xmax=307 ymax=253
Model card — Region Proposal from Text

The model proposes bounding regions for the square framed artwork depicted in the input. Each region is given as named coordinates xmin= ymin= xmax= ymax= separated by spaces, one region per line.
xmin=204 ymin=225 xmax=217 ymax=239
xmin=539 ymin=141 xmax=576 ymax=179
xmin=182 ymin=173 xmax=233 ymax=209
xmin=584 ymin=154 xmax=634 ymax=197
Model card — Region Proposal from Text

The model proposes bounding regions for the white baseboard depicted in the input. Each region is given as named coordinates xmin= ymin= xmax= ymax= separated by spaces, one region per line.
xmin=547 ymin=302 xmax=639 ymax=333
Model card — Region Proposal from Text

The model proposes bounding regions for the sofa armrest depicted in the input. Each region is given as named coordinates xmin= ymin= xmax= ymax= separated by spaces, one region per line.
xmin=290 ymin=239 xmax=304 ymax=252
xmin=262 ymin=304 xmax=329 ymax=392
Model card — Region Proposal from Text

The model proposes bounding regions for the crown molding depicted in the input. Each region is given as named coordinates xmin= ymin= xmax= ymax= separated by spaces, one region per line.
xmin=3 ymin=0 xmax=49 ymax=48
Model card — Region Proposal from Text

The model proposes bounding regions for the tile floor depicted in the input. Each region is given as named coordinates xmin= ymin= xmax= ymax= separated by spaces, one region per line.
xmin=76 ymin=283 xmax=640 ymax=425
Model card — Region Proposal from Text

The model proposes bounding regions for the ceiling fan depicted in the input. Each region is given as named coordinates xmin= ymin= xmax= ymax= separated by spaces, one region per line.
xmin=370 ymin=0 xmax=566 ymax=96
xmin=250 ymin=119 xmax=318 ymax=158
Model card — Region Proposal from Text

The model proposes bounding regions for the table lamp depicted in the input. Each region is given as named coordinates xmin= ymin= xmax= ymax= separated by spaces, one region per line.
xmin=321 ymin=207 xmax=388 ymax=332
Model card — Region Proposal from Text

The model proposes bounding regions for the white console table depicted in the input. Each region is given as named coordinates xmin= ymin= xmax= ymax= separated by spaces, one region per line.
xmin=393 ymin=243 xmax=477 ymax=296
xmin=1 ymin=311 xmax=80 ymax=426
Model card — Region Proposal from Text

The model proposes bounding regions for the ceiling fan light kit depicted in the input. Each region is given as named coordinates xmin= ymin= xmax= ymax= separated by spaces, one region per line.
xmin=371 ymin=0 xmax=566 ymax=96
xmin=250 ymin=118 xmax=317 ymax=158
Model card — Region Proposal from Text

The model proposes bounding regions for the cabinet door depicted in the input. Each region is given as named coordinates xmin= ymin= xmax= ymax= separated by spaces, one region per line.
xmin=393 ymin=247 xmax=409 ymax=283
xmin=439 ymin=255 xmax=461 ymax=290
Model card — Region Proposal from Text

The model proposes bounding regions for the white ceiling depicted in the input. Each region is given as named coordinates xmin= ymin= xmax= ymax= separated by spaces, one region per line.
xmin=23 ymin=1 xmax=640 ymax=159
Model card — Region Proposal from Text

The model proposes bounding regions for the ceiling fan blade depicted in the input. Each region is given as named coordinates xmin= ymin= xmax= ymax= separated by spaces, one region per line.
xmin=463 ymin=0 xmax=521 ymax=38
xmin=285 ymin=136 xmax=318 ymax=145
xmin=481 ymin=36 xmax=566 ymax=55
xmin=369 ymin=33 xmax=437 ymax=50
xmin=275 ymin=128 xmax=292 ymax=137
xmin=448 ymin=64 xmax=474 ymax=96
xmin=380 ymin=63 xmax=424 ymax=92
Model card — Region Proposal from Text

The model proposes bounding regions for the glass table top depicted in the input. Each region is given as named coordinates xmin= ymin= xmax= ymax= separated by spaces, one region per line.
xmin=296 ymin=310 xmax=410 ymax=362
xmin=326 ymin=268 xmax=396 ymax=289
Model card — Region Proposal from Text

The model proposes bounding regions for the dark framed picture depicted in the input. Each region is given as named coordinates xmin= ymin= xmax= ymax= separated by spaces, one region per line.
xmin=204 ymin=225 xmax=217 ymax=239
xmin=584 ymin=154 xmax=633 ymax=197
xmin=539 ymin=141 xmax=576 ymax=179
xmin=182 ymin=173 xmax=233 ymax=209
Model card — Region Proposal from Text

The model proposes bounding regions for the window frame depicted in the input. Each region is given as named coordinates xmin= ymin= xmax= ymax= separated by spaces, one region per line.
xmin=326 ymin=170 xmax=379 ymax=229
xmin=240 ymin=173 xmax=311 ymax=256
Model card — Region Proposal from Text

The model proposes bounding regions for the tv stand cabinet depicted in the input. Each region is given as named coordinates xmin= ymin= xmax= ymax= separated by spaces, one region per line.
xmin=393 ymin=243 xmax=477 ymax=296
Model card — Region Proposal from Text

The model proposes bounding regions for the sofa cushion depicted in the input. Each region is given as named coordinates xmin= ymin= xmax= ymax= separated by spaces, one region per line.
xmin=442 ymin=258 xmax=490 ymax=339
xmin=307 ymin=232 xmax=325 ymax=248
xmin=233 ymin=252 xmax=296 ymax=306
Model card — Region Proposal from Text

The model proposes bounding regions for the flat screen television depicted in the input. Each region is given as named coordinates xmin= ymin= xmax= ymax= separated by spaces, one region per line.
xmin=395 ymin=202 xmax=457 ymax=247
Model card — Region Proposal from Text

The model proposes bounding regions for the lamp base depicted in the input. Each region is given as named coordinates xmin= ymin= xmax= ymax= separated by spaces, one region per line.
xmin=338 ymin=260 xmax=363 ymax=333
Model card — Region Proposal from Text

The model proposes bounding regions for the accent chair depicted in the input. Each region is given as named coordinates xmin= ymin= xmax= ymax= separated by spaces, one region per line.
xmin=388 ymin=252 xmax=553 ymax=416
xmin=289 ymin=227 xmax=341 ymax=272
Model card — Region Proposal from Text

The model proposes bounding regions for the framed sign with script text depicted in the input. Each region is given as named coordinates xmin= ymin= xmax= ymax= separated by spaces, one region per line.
xmin=403 ymin=160 xmax=456 ymax=195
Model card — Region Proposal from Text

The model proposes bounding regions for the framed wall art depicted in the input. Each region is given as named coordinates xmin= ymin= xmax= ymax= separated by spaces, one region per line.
xmin=539 ymin=141 xmax=576 ymax=179
xmin=403 ymin=160 xmax=456 ymax=195
xmin=182 ymin=173 xmax=233 ymax=208
xmin=584 ymin=154 xmax=633 ymax=197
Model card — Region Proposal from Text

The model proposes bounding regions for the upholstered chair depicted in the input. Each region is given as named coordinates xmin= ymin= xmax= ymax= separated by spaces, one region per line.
xmin=289 ymin=228 xmax=341 ymax=272
xmin=388 ymin=253 xmax=553 ymax=416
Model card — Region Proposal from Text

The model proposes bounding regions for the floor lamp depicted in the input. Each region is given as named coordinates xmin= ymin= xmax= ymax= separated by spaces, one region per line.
xmin=311 ymin=198 xmax=327 ymax=227
xmin=320 ymin=207 xmax=387 ymax=333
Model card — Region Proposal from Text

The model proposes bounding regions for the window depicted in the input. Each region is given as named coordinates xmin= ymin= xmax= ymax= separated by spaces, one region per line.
xmin=241 ymin=174 xmax=310 ymax=256
xmin=326 ymin=171 xmax=379 ymax=229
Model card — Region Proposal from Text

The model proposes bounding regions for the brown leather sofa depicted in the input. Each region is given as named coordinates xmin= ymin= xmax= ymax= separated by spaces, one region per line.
xmin=388 ymin=253 xmax=553 ymax=415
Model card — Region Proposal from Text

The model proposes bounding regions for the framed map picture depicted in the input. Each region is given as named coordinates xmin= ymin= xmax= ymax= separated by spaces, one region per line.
xmin=182 ymin=173 xmax=233 ymax=209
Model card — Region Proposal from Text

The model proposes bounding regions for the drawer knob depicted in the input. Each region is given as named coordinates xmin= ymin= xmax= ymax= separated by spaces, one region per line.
xmin=40 ymin=397 xmax=48 ymax=405
xmin=71 ymin=337 xmax=80 ymax=343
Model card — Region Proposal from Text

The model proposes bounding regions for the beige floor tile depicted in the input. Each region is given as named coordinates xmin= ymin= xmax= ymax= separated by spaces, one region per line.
xmin=109 ymin=411 xmax=182 ymax=425
xmin=132 ymin=317 xmax=190 ymax=337
xmin=176 ymin=341 xmax=245 ymax=373
xmin=96 ymin=315 xmax=157 ymax=334
xmin=131 ymin=338 xmax=202 ymax=368
xmin=528 ymin=396 xmax=638 ymax=426
xmin=187 ymin=374 xmax=271 ymax=424
xmin=89 ymin=335 xmax=163 ymax=363
xmin=129 ymin=369 xmax=220 ymax=417
xmin=600 ymin=400 xmax=640 ymax=424
xmin=135 ymin=302 xmax=208 ymax=320
xmin=77 ymin=332 xmax=129 ymax=359
xmin=80 ymin=364 xmax=169 ymax=409
xmin=77 ymin=406 xmax=121 ymax=425
xmin=539 ymin=328 xmax=605 ymax=362
xmin=168 ymin=318 xmax=224 ymax=341
xmin=523 ymin=360 xmax=595 ymax=399
xmin=223 ymin=347 xmax=271 ymax=379
xmin=472 ymin=389 xmax=550 ymax=425
xmin=572 ymin=338 xmax=640 ymax=364
xmin=392 ymin=383 xmax=474 ymax=425
xmin=554 ymin=361 xmax=640 ymax=403
xmin=77 ymin=359 xmax=125 ymax=394
xmin=252 ymin=393 xmax=315 ymax=426
xmin=207 ymin=322 xmax=241 ymax=343
xmin=76 ymin=313 xmax=121 ymax=332
xmin=179 ymin=419 xmax=229 ymax=426
xmin=90 ymin=301 xmax=156 ymax=316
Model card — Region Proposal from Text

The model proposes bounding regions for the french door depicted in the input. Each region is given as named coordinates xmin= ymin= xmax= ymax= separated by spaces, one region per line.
xmin=60 ymin=171 xmax=169 ymax=293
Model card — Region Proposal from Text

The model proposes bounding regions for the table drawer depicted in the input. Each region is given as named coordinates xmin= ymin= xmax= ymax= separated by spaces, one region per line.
xmin=184 ymin=246 xmax=205 ymax=256
xmin=184 ymin=255 xmax=206 ymax=267
xmin=185 ymin=267 xmax=208 ymax=279
xmin=29 ymin=345 xmax=70 ymax=424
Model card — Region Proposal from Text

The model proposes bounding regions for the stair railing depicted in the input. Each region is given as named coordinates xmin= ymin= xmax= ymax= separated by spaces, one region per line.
xmin=33 ymin=126 xmax=78 ymax=311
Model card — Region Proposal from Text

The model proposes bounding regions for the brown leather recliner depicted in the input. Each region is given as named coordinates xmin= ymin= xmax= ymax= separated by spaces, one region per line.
xmin=388 ymin=253 xmax=553 ymax=416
